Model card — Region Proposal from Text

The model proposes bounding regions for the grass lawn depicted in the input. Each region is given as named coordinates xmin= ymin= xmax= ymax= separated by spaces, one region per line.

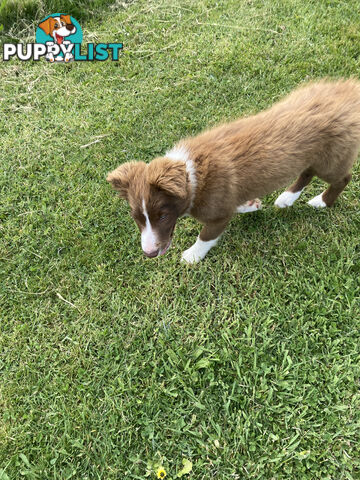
xmin=1 ymin=0 xmax=360 ymax=478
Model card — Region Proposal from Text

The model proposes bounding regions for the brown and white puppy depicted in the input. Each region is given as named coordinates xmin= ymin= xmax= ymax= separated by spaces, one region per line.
xmin=38 ymin=15 xmax=76 ymax=62
xmin=107 ymin=79 xmax=360 ymax=263
xmin=38 ymin=15 xmax=76 ymax=45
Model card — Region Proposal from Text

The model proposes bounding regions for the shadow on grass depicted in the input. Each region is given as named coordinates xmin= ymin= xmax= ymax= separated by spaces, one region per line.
xmin=226 ymin=203 xmax=353 ymax=243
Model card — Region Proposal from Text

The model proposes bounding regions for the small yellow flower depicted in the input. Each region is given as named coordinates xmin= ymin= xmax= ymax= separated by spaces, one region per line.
xmin=157 ymin=467 xmax=166 ymax=479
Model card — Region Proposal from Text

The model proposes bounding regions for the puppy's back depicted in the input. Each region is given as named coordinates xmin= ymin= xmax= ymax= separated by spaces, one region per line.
xmin=270 ymin=79 xmax=360 ymax=140
xmin=186 ymin=79 xmax=360 ymax=204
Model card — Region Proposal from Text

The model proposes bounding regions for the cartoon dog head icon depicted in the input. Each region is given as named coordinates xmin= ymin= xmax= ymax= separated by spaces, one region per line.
xmin=38 ymin=14 xmax=76 ymax=44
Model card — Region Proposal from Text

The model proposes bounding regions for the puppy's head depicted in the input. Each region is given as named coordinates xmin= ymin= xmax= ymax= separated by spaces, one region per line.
xmin=38 ymin=15 xmax=76 ymax=44
xmin=107 ymin=158 xmax=189 ymax=258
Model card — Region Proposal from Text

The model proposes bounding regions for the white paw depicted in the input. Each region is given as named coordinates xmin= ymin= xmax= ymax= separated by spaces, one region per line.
xmin=274 ymin=190 xmax=302 ymax=208
xmin=236 ymin=198 xmax=262 ymax=213
xmin=308 ymin=193 xmax=327 ymax=208
xmin=181 ymin=236 xmax=219 ymax=264
xmin=181 ymin=245 xmax=203 ymax=264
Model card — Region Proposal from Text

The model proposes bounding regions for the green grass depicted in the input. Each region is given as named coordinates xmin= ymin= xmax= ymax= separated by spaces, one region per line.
xmin=1 ymin=0 xmax=360 ymax=478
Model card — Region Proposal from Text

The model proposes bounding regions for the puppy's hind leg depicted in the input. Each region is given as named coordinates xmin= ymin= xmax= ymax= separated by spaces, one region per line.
xmin=308 ymin=173 xmax=352 ymax=208
xmin=275 ymin=168 xmax=314 ymax=208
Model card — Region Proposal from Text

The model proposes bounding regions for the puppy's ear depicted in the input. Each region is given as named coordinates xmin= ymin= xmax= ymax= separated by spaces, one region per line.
xmin=106 ymin=161 xmax=145 ymax=200
xmin=147 ymin=158 xmax=187 ymax=199
xmin=60 ymin=14 xmax=72 ymax=24
xmin=38 ymin=17 xmax=55 ymax=36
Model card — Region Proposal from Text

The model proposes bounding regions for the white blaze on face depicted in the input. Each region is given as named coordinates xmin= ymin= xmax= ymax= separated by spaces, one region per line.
xmin=141 ymin=199 xmax=159 ymax=255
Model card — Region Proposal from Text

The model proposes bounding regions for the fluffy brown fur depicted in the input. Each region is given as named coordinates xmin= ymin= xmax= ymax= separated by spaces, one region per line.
xmin=107 ymin=79 xmax=360 ymax=260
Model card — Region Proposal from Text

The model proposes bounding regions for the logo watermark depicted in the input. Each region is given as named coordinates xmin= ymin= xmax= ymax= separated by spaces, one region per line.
xmin=2 ymin=13 xmax=123 ymax=62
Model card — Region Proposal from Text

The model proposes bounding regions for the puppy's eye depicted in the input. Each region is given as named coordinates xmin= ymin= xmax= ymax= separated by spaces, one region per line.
xmin=54 ymin=23 xmax=59 ymax=28
xmin=61 ymin=21 xmax=66 ymax=26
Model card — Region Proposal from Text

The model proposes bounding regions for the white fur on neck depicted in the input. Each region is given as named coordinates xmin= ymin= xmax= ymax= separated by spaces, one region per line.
xmin=166 ymin=144 xmax=197 ymax=209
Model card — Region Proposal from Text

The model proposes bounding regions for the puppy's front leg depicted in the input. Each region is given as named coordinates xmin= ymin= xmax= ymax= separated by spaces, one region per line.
xmin=181 ymin=218 xmax=230 ymax=264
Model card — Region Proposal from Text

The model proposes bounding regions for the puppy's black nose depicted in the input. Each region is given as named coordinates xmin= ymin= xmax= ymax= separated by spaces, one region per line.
xmin=144 ymin=249 xmax=159 ymax=258
xmin=66 ymin=23 xmax=75 ymax=31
